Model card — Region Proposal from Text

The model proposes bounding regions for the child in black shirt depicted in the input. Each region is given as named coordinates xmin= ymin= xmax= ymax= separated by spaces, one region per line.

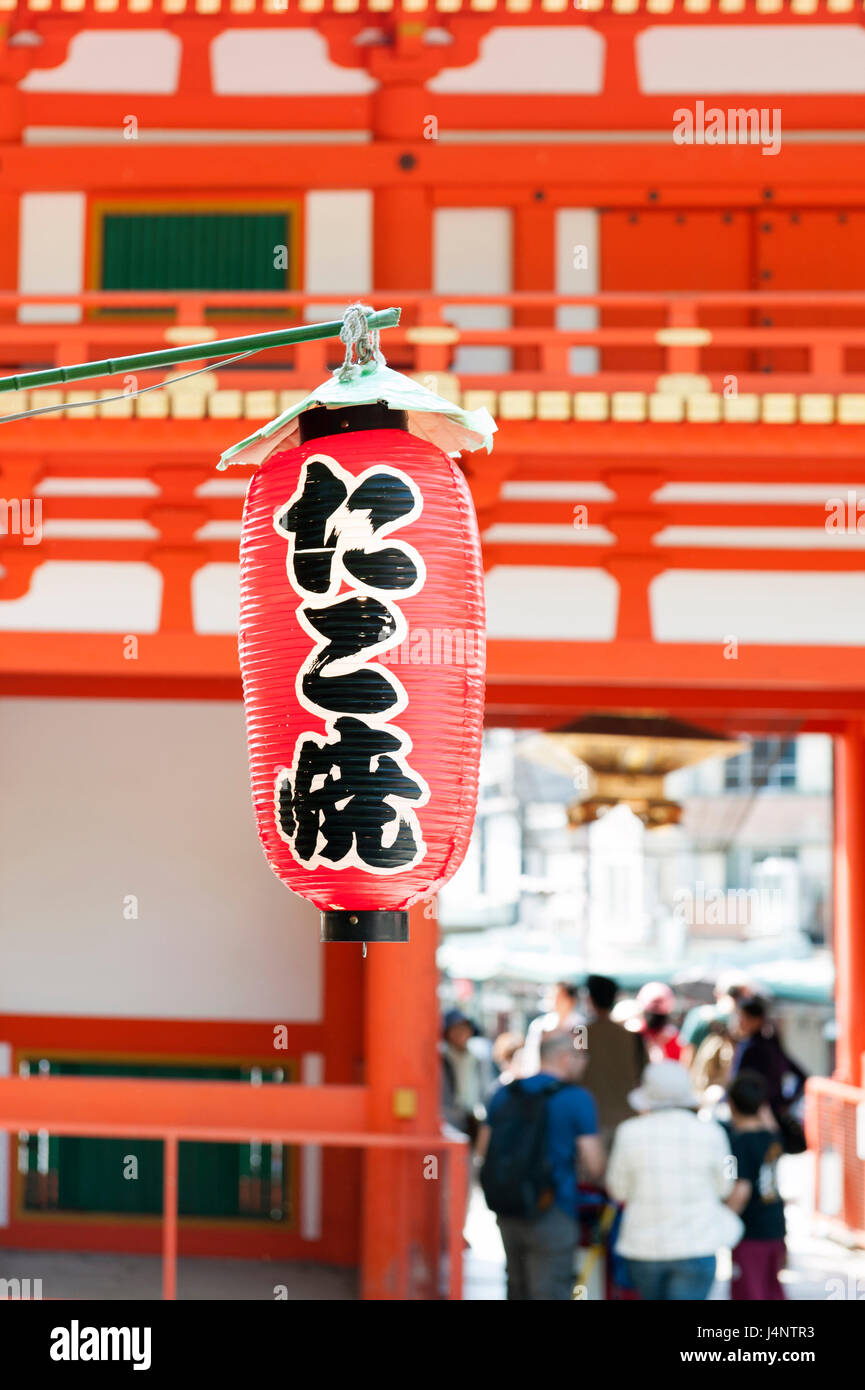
xmin=725 ymin=1071 xmax=786 ymax=1300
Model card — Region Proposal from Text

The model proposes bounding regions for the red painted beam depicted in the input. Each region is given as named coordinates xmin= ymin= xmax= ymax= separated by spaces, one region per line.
xmin=484 ymin=680 xmax=865 ymax=722
xmin=21 ymin=92 xmax=370 ymax=131
xmin=493 ymin=422 xmax=865 ymax=461
xmin=486 ymin=639 xmax=865 ymax=691
xmin=0 ymin=632 xmax=239 ymax=681
xmin=431 ymin=93 xmax=865 ymax=134
xmin=3 ymin=633 xmax=865 ymax=697
xmin=3 ymin=418 xmax=865 ymax=466
xmin=1 ymin=635 xmax=863 ymax=734
xmin=2 ymin=141 xmax=864 ymax=199
xmin=0 ymin=1074 xmax=370 ymax=1142
xmin=493 ymin=500 xmax=847 ymax=527
xmin=21 ymin=87 xmax=865 ymax=137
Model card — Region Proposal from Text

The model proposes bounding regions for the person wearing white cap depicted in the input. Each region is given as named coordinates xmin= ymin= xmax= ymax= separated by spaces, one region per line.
xmin=606 ymin=1061 xmax=743 ymax=1300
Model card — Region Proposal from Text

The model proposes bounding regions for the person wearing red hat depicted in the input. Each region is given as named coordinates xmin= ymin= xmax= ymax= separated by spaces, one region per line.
xmin=632 ymin=982 xmax=682 ymax=1064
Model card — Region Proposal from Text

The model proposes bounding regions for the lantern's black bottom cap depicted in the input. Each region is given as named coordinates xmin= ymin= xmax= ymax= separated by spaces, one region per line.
xmin=321 ymin=910 xmax=409 ymax=943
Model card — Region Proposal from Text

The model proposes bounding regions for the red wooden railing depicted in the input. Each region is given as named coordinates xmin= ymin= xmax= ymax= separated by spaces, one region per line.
xmin=0 ymin=1074 xmax=469 ymax=1300
xmin=806 ymin=1076 xmax=865 ymax=1248
xmin=3 ymin=290 xmax=865 ymax=395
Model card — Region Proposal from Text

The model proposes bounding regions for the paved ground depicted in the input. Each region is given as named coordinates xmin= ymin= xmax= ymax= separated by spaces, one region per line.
xmin=464 ymin=1153 xmax=865 ymax=1301
xmin=0 ymin=1250 xmax=356 ymax=1301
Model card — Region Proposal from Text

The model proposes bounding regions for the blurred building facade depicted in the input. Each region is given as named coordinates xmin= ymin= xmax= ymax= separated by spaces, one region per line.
xmin=442 ymin=730 xmax=831 ymax=956
xmin=440 ymin=730 xmax=834 ymax=1074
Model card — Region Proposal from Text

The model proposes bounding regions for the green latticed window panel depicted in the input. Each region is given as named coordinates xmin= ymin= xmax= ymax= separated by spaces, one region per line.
xmin=95 ymin=207 xmax=297 ymax=321
xmin=19 ymin=1058 xmax=293 ymax=1224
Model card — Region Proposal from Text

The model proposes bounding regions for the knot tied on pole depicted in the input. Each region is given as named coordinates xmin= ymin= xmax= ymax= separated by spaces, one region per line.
xmin=338 ymin=302 xmax=386 ymax=383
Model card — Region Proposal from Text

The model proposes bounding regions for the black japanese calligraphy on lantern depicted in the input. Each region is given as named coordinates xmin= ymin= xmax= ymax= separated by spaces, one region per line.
xmin=272 ymin=453 xmax=429 ymax=875
xmin=275 ymin=456 xmax=424 ymax=604
xmin=275 ymin=717 xmax=426 ymax=874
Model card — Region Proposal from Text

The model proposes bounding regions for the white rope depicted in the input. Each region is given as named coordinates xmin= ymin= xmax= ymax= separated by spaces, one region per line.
xmin=337 ymin=302 xmax=385 ymax=383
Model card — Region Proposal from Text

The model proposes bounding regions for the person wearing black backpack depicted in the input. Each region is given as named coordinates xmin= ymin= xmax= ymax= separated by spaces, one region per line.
xmin=478 ymin=1031 xmax=605 ymax=1300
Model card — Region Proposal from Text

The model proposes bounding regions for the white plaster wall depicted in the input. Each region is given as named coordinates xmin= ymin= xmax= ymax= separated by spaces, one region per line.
xmin=0 ymin=563 xmax=162 ymax=633
xmin=18 ymin=193 xmax=85 ymax=323
xmin=638 ymin=25 xmax=865 ymax=94
xmin=434 ymin=207 xmax=511 ymax=375
xmin=429 ymin=27 xmax=605 ymax=95
xmin=192 ymin=562 xmax=240 ymax=636
xmin=22 ymin=31 xmax=181 ymax=93
xmin=212 ymin=31 xmax=376 ymax=95
xmin=651 ymin=571 xmax=865 ymax=646
xmin=0 ymin=698 xmax=322 ymax=1021
xmin=21 ymin=28 xmax=374 ymax=98
xmin=555 ymin=208 xmax=599 ymax=375
xmin=796 ymin=734 xmax=833 ymax=796
xmin=485 ymin=565 xmax=618 ymax=641
xmin=304 ymin=190 xmax=372 ymax=320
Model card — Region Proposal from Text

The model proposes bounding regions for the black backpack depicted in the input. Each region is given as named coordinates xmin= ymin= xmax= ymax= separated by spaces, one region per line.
xmin=480 ymin=1079 xmax=562 ymax=1218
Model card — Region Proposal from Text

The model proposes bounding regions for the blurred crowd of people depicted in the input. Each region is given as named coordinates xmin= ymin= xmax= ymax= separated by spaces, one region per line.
xmin=440 ymin=972 xmax=808 ymax=1302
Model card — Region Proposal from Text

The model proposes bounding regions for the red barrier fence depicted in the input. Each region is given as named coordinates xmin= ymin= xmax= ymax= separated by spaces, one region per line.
xmin=806 ymin=1075 xmax=865 ymax=1246
xmin=0 ymin=1074 xmax=469 ymax=1300
xmin=4 ymin=290 xmax=865 ymax=395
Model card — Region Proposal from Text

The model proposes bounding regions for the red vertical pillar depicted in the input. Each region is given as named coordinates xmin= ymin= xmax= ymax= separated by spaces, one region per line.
xmin=361 ymin=901 xmax=441 ymax=1299
xmin=162 ymin=1134 xmax=179 ymax=1301
xmin=320 ymin=944 xmax=364 ymax=1265
xmin=369 ymin=36 xmax=435 ymax=294
xmin=513 ymin=200 xmax=555 ymax=374
xmin=360 ymin=32 xmax=457 ymax=1297
xmin=603 ymin=469 xmax=665 ymax=643
xmin=373 ymin=186 xmax=432 ymax=291
xmin=147 ymin=466 xmax=209 ymax=634
xmin=833 ymin=724 xmax=865 ymax=1087
xmin=0 ymin=190 xmax=18 ymax=316
xmin=0 ymin=39 xmax=23 ymax=323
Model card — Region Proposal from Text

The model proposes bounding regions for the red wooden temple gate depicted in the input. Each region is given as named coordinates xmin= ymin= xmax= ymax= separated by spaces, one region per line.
xmin=0 ymin=0 xmax=864 ymax=1291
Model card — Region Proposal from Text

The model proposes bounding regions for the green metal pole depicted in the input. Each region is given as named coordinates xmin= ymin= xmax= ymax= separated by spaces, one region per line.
xmin=0 ymin=306 xmax=401 ymax=395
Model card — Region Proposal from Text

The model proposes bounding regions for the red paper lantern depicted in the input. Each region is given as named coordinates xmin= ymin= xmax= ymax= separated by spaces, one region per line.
xmin=238 ymin=405 xmax=486 ymax=942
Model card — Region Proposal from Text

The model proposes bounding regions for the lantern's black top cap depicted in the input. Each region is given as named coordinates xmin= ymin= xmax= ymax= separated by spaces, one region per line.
xmin=299 ymin=402 xmax=408 ymax=442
